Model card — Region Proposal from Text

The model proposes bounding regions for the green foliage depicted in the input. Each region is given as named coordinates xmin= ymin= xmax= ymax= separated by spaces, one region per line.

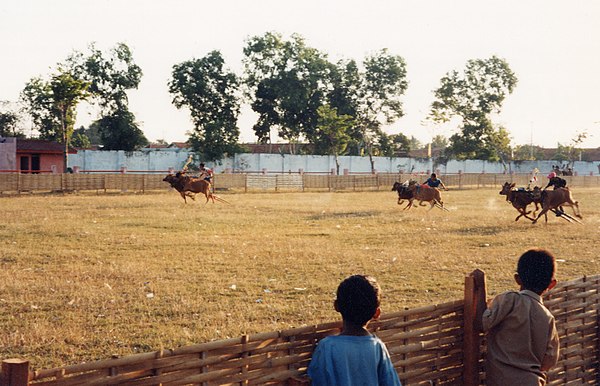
xmin=408 ymin=136 xmax=422 ymax=151
xmin=94 ymin=107 xmax=148 ymax=151
xmin=375 ymin=131 xmax=411 ymax=157
xmin=330 ymin=50 xmax=408 ymax=157
xmin=169 ymin=50 xmax=242 ymax=161
xmin=21 ymin=71 xmax=89 ymax=144
xmin=0 ymin=102 xmax=25 ymax=138
xmin=312 ymin=105 xmax=353 ymax=156
xmin=67 ymin=43 xmax=142 ymax=113
xmin=552 ymin=132 xmax=588 ymax=165
xmin=70 ymin=132 xmax=91 ymax=148
xmin=512 ymin=145 xmax=544 ymax=161
xmin=73 ymin=123 xmax=102 ymax=145
xmin=430 ymin=56 xmax=517 ymax=161
xmin=21 ymin=70 xmax=89 ymax=171
xmin=431 ymin=135 xmax=449 ymax=149
xmin=243 ymin=32 xmax=333 ymax=145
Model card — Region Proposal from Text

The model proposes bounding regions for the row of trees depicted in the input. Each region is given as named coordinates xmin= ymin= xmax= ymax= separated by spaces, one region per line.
xmin=2 ymin=32 xmax=585 ymax=172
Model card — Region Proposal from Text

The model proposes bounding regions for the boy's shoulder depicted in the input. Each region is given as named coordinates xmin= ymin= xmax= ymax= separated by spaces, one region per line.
xmin=317 ymin=334 xmax=384 ymax=348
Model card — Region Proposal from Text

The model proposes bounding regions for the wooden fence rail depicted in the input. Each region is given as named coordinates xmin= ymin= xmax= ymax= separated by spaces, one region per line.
xmin=1 ymin=173 xmax=599 ymax=195
xmin=2 ymin=272 xmax=599 ymax=386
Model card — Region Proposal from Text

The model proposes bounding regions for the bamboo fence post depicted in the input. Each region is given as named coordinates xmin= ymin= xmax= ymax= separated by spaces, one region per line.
xmin=463 ymin=270 xmax=486 ymax=386
xmin=1 ymin=359 xmax=29 ymax=386
xmin=241 ymin=334 xmax=249 ymax=385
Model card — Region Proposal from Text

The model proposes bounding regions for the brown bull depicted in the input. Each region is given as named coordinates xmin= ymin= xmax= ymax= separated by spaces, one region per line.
xmin=163 ymin=173 xmax=197 ymax=203
xmin=163 ymin=172 xmax=220 ymax=204
xmin=499 ymin=182 xmax=539 ymax=222
xmin=405 ymin=181 xmax=445 ymax=211
xmin=531 ymin=187 xmax=582 ymax=224
xmin=391 ymin=181 xmax=414 ymax=209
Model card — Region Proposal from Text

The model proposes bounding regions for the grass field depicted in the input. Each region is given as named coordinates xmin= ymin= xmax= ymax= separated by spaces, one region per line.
xmin=1 ymin=187 xmax=599 ymax=369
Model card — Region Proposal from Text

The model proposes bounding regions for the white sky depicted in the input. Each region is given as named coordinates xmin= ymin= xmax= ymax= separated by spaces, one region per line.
xmin=1 ymin=0 xmax=599 ymax=148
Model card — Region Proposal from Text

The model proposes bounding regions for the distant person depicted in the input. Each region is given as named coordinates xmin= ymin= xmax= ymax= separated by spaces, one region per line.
xmin=422 ymin=173 xmax=447 ymax=190
xmin=307 ymin=275 xmax=401 ymax=386
xmin=474 ymin=249 xmax=560 ymax=386
xmin=198 ymin=163 xmax=213 ymax=183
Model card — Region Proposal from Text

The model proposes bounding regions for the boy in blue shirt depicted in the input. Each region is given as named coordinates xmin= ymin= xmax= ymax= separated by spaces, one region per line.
xmin=307 ymin=275 xmax=401 ymax=386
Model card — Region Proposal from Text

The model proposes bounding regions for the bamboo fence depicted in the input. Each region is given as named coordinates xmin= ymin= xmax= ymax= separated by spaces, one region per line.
xmin=1 ymin=273 xmax=598 ymax=386
xmin=1 ymin=173 xmax=599 ymax=195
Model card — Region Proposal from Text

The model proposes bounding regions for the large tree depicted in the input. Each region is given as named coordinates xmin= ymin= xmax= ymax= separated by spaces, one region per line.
xmin=21 ymin=71 xmax=89 ymax=171
xmin=67 ymin=43 xmax=143 ymax=112
xmin=169 ymin=50 xmax=242 ymax=161
xmin=242 ymin=32 xmax=334 ymax=150
xmin=375 ymin=132 xmax=411 ymax=157
xmin=429 ymin=56 xmax=517 ymax=161
xmin=66 ymin=43 xmax=147 ymax=150
xmin=93 ymin=107 xmax=148 ymax=151
xmin=313 ymin=105 xmax=353 ymax=174
xmin=329 ymin=50 xmax=408 ymax=170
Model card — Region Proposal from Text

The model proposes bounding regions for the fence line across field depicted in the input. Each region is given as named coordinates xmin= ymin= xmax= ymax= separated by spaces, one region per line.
xmin=1 ymin=173 xmax=599 ymax=195
xmin=1 ymin=273 xmax=598 ymax=385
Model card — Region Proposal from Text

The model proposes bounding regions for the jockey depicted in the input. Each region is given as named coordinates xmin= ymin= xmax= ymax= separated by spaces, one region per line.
xmin=199 ymin=163 xmax=213 ymax=183
xmin=422 ymin=173 xmax=448 ymax=190
xmin=544 ymin=171 xmax=567 ymax=190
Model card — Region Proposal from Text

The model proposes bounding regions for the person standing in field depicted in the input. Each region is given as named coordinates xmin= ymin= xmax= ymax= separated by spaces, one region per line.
xmin=474 ymin=249 xmax=560 ymax=386
xmin=307 ymin=275 xmax=401 ymax=386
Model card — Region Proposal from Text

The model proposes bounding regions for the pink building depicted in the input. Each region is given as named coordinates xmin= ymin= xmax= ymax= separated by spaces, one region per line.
xmin=15 ymin=139 xmax=77 ymax=173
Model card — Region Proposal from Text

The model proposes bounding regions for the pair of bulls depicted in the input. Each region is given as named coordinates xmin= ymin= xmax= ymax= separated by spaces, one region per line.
xmin=392 ymin=181 xmax=446 ymax=211
xmin=499 ymin=182 xmax=582 ymax=224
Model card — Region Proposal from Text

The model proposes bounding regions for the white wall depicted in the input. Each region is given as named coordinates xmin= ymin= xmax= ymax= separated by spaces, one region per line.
xmin=0 ymin=137 xmax=16 ymax=171
xmin=69 ymin=150 xmax=600 ymax=175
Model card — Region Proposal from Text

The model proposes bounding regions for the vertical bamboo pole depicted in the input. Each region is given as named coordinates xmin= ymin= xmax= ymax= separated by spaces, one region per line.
xmin=241 ymin=334 xmax=249 ymax=385
xmin=463 ymin=270 xmax=485 ymax=386
xmin=1 ymin=359 xmax=29 ymax=386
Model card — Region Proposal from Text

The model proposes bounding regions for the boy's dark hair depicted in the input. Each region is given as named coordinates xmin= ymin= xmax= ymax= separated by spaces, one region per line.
xmin=336 ymin=275 xmax=381 ymax=326
xmin=517 ymin=249 xmax=556 ymax=293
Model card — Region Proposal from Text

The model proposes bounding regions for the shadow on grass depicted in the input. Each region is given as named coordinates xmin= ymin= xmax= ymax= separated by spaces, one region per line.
xmin=454 ymin=225 xmax=508 ymax=236
xmin=307 ymin=211 xmax=381 ymax=220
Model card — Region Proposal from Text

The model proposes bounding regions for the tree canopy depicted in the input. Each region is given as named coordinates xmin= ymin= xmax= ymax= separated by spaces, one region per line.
xmin=0 ymin=102 xmax=25 ymax=138
xmin=21 ymin=70 xmax=89 ymax=171
xmin=169 ymin=50 xmax=242 ymax=161
xmin=242 ymin=32 xmax=334 ymax=148
xmin=430 ymin=56 xmax=517 ymax=161
xmin=66 ymin=43 xmax=147 ymax=150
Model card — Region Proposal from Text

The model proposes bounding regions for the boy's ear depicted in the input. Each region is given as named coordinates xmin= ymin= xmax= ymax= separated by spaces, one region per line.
xmin=372 ymin=307 xmax=381 ymax=320
xmin=547 ymin=278 xmax=557 ymax=291
xmin=514 ymin=273 xmax=522 ymax=286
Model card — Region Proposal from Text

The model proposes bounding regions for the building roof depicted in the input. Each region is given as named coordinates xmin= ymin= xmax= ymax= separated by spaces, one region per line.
xmin=17 ymin=139 xmax=77 ymax=154
xmin=169 ymin=142 xmax=190 ymax=149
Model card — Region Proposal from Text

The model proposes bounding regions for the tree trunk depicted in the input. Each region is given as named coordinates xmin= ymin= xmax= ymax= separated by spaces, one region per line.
xmin=61 ymin=110 xmax=68 ymax=173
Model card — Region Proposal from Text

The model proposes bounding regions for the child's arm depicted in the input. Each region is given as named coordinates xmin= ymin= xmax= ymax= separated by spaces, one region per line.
xmin=540 ymin=321 xmax=560 ymax=371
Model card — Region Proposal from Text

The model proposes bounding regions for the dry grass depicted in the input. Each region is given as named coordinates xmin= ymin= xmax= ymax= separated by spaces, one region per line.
xmin=1 ymin=187 xmax=599 ymax=369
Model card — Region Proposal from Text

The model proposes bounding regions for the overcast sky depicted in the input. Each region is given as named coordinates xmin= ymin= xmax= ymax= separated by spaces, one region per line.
xmin=1 ymin=0 xmax=599 ymax=148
